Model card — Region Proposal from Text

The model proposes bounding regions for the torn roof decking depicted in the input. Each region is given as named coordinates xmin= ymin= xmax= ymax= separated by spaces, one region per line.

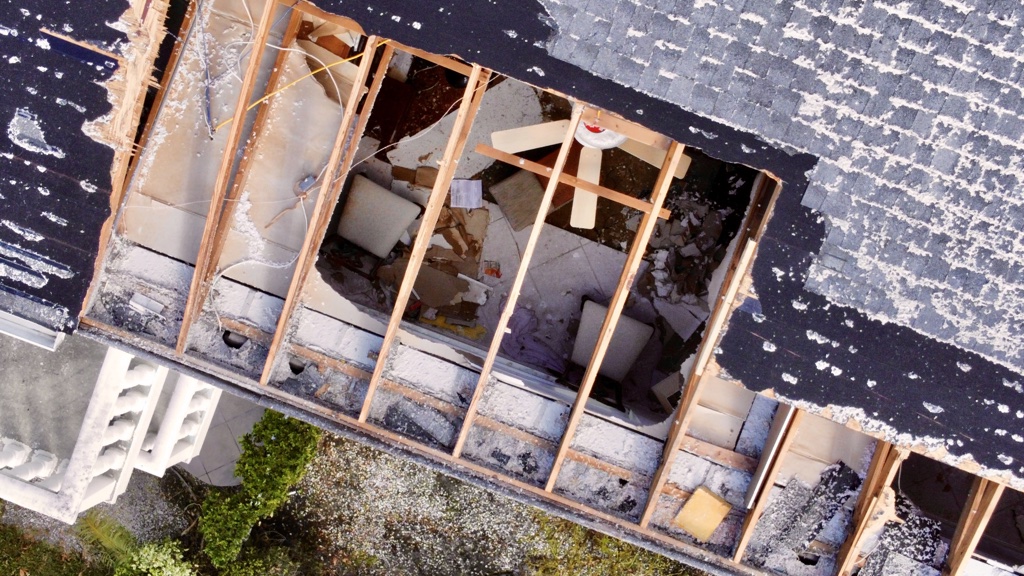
xmin=716 ymin=186 xmax=1024 ymax=488
xmin=0 ymin=2 xmax=125 ymax=330
xmin=307 ymin=0 xmax=817 ymax=186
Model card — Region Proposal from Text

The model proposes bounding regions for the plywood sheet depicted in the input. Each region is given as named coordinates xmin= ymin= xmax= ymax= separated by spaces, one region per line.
xmin=777 ymin=450 xmax=831 ymax=487
xmin=790 ymin=412 xmax=875 ymax=474
xmin=698 ymin=375 xmax=756 ymax=420
xmin=689 ymin=404 xmax=745 ymax=449
xmin=673 ymin=486 xmax=732 ymax=542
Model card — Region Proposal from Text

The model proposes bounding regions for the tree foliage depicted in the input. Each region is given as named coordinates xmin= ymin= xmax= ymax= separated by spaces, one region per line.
xmin=199 ymin=410 xmax=321 ymax=568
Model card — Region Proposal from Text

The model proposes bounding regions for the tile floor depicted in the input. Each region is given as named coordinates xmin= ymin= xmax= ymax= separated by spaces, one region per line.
xmin=178 ymin=392 xmax=264 ymax=486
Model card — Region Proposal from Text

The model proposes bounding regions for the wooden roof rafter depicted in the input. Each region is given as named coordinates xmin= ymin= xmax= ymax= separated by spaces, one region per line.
xmin=357 ymin=65 xmax=492 ymax=422
xmin=834 ymin=441 xmax=909 ymax=575
xmin=174 ymin=0 xmax=280 ymax=354
xmin=256 ymin=35 xmax=388 ymax=384
xmin=638 ymin=172 xmax=777 ymax=528
xmin=176 ymin=4 xmax=305 ymax=354
xmin=542 ymin=141 xmax=685 ymax=493
xmin=83 ymin=0 xmax=197 ymax=316
xmin=944 ymin=476 xmax=1005 ymax=576
xmin=732 ymin=406 xmax=805 ymax=563
xmin=450 ymin=105 xmax=585 ymax=458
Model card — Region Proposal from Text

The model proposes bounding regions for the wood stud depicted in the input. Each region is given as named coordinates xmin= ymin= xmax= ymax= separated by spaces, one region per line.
xmin=358 ymin=66 xmax=491 ymax=422
xmin=544 ymin=142 xmax=685 ymax=493
xmin=257 ymin=36 xmax=384 ymax=384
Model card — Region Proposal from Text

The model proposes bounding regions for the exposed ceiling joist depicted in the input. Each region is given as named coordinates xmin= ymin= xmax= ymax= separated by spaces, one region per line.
xmin=358 ymin=66 xmax=491 ymax=422
xmin=544 ymin=141 xmax=685 ymax=492
xmin=258 ymin=36 xmax=387 ymax=385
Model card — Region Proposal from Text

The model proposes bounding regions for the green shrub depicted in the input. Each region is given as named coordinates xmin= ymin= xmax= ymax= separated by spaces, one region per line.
xmin=528 ymin=514 xmax=697 ymax=576
xmin=199 ymin=410 xmax=321 ymax=568
xmin=221 ymin=547 xmax=301 ymax=576
xmin=114 ymin=540 xmax=196 ymax=576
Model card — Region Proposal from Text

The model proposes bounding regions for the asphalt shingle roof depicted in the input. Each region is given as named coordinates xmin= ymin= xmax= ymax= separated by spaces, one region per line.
xmin=538 ymin=0 xmax=1024 ymax=375
xmin=0 ymin=0 xmax=125 ymax=330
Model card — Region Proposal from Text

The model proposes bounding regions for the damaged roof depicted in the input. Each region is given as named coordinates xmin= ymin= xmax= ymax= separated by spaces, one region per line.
xmin=326 ymin=0 xmax=1024 ymax=483
xmin=0 ymin=0 xmax=126 ymax=331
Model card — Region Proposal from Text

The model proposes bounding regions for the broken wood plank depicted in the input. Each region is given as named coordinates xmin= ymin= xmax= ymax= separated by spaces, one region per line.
xmin=679 ymin=435 xmax=758 ymax=474
xmin=293 ymin=0 xmax=366 ymax=36
xmin=388 ymin=39 xmax=474 ymax=78
xmin=450 ymin=106 xmax=584 ymax=458
xmin=580 ymin=107 xmax=671 ymax=151
xmin=835 ymin=442 xmax=909 ymax=576
xmin=175 ymin=0 xmax=279 ymax=354
xmin=358 ymin=66 xmax=490 ymax=422
xmin=544 ymin=142 xmax=685 ymax=493
xmin=474 ymin=144 xmax=671 ymax=220
xmin=177 ymin=8 xmax=304 ymax=355
xmin=256 ymin=37 xmax=384 ymax=385
xmin=85 ymin=0 xmax=196 ymax=315
xmin=491 ymin=119 xmax=572 ymax=154
xmin=944 ymin=476 xmax=1005 ymax=576
xmin=732 ymin=408 xmax=805 ymax=563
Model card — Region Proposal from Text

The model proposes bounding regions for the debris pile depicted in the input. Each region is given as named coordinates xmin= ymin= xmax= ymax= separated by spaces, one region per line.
xmin=747 ymin=463 xmax=862 ymax=575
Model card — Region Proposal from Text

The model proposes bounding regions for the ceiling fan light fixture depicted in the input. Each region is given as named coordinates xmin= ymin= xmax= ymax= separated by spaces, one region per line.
xmin=574 ymin=121 xmax=628 ymax=150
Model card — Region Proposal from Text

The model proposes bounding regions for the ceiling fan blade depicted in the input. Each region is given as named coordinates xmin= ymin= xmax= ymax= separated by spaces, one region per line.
xmin=570 ymin=146 xmax=602 ymax=229
xmin=491 ymin=119 xmax=572 ymax=154
xmin=618 ymin=139 xmax=691 ymax=180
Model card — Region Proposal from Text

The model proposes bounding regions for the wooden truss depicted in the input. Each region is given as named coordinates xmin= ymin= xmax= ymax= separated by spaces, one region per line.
xmin=357 ymin=65 xmax=492 ymax=421
xmin=175 ymin=0 xmax=280 ymax=354
xmin=259 ymin=38 xmax=392 ymax=384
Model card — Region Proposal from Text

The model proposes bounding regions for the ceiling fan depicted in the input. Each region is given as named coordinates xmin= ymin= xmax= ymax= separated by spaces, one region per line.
xmin=489 ymin=114 xmax=689 ymax=229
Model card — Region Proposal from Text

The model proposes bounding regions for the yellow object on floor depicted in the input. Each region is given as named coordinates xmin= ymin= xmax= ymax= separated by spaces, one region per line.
xmin=672 ymin=486 xmax=732 ymax=542
xmin=420 ymin=314 xmax=487 ymax=340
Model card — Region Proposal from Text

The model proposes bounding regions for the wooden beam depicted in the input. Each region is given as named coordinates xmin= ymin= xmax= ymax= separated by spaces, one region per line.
xmin=450 ymin=106 xmax=584 ymax=458
xmin=388 ymin=40 xmax=475 ymax=78
xmin=639 ymin=176 xmax=779 ymax=528
xmin=679 ymin=435 xmax=758 ymax=474
xmin=292 ymin=0 xmax=366 ymax=35
xmin=257 ymin=37 xmax=384 ymax=385
xmin=474 ymin=144 xmax=672 ymax=220
xmin=177 ymin=8 xmax=304 ymax=354
xmin=358 ymin=66 xmax=490 ymax=422
xmin=580 ymin=107 xmax=671 ymax=151
xmin=835 ymin=442 xmax=909 ymax=575
xmin=174 ymin=0 xmax=279 ymax=354
xmin=84 ymin=0 xmax=196 ymax=315
xmin=544 ymin=142 xmax=685 ymax=493
xmin=732 ymin=408 xmax=805 ymax=563
xmin=944 ymin=476 xmax=1005 ymax=576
